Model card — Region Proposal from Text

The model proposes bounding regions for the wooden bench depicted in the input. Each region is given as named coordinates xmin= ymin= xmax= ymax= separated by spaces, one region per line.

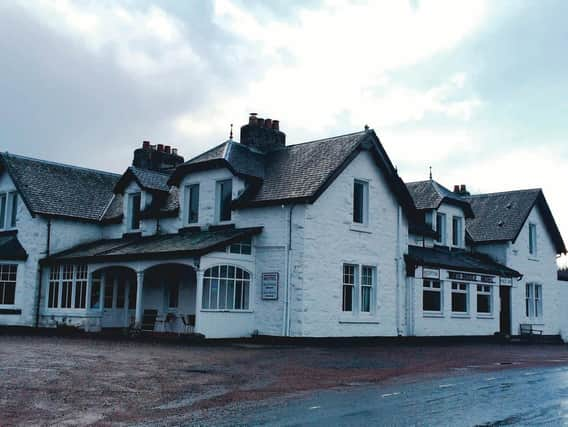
xmin=520 ymin=323 xmax=543 ymax=341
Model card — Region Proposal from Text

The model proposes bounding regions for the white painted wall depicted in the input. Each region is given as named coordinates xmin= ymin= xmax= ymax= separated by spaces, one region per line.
xmin=292 ymin=149 xmax=408 ymax=337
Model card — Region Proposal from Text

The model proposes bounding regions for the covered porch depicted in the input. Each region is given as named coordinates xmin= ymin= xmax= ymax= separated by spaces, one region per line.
xmin=39 ymin=226 xmax=262 ymax=335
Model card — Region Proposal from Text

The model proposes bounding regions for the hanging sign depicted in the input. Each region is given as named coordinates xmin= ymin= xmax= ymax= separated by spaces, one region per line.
xmin=261 ymin=272 xmax=279 ymax=300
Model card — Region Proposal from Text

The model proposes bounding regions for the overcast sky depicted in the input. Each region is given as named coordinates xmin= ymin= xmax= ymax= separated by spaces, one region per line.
xmin=1 ymin=0 xmax=567 ymax=264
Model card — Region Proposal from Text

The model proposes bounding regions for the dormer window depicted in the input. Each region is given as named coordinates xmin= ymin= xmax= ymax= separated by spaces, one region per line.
xmin=216 ymin=179 xmax=232 ymax=222
xmin=128 ymin=192 xmax=141 ymax=231
xmin=0 ymin=192 xmax=18 ymax=230
xmin=529 ymin=223 xmax=537 ymax=256
xmin=353 ymin=179 xmax=369 ymax=224
xmin=452 ymin=216 xmax=463 ymax=247
xmin=187 ymin=184 xmax=200 ymax=224
xmin=435 ymin=212 xmax=446 ymax=245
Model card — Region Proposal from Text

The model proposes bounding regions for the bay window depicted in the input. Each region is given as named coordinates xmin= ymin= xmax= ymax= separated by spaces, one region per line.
xmin=202 ymin=265 xmax=250 ymax=311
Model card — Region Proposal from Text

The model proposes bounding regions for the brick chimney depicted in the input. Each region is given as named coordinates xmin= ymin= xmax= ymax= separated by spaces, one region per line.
xmin=133 ymin=141 xmax=184 ymax=171
xmin=453 ymin=184 xmax=470 ymax=196
xmin=240 ymin=113 xmax=286 ymax=152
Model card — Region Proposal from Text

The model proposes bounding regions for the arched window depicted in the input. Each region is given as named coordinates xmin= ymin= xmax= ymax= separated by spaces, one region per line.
xmin=202 ymin=265 xmax=251 ymax=311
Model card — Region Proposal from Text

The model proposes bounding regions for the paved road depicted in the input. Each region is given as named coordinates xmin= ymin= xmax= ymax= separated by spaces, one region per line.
xmin=232 ymin=365 xmax=568 ymax=426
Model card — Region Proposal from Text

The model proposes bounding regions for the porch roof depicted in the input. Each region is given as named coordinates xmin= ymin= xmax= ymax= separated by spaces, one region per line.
xmin=42 ymin=226 xmax=263 ymax=264
xmin=0 ymin=231 xmax=28 ymax=261
xmin=405 ymin=245 xmax=521 ymax=278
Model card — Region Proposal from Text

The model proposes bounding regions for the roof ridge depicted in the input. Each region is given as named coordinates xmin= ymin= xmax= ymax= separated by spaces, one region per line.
xmin=130 ymin=165 xmax=171 ymax=176
xmin=2 ymin=152 xmax=120 ymax=177
xmin=184 ymin=141 xmax=229 ymax=164
xmin=283 ymin=130 xmax=367 ymax=149
xmin=468 ymin=188 xmax=542 ymax=198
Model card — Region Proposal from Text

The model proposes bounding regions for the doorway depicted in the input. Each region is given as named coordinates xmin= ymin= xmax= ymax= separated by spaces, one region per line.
xmin=499 ymin=286 xmax=511 ymax=336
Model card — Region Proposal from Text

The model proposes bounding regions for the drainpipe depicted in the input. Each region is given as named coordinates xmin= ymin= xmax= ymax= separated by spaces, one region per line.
xmin=282 ymin=204 xmax=296 ymax=337
xmin=395 ymin=206 xmax=402 ymax=336
xmin=35 ymin=218 xmax=51 ymax=328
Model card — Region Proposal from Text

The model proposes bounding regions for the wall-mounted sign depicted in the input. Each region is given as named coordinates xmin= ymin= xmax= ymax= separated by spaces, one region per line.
xmin=500 ymin=277 xmax=513 ymax=286
xmin=423 ymin=268 xmax=440 ymax=279
xmin=261 ymin=272 xmax=279 ymax=300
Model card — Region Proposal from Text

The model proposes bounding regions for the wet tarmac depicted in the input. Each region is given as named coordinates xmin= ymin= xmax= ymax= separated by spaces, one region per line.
xmin=234 ymin=366 xmax=568 ymax=426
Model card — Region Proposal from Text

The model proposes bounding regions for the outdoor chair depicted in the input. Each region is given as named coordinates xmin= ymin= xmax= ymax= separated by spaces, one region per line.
xmin=141 ymin=309 xmax=158 ymax=332
xmin=520 ymin=323 xmax=543 ymax=342
xmin=180 ymin=314 xmax=196 ymax=335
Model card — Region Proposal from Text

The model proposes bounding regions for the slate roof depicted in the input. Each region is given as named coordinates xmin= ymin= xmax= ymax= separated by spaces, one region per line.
xmin=558 ymin=269 xmax=568 ymax=282
xmin=170 ymin=140 xmax=265 ymax=182
xmin=0 ymin=153 xmax=119 ymax=221
xmin=43 ymin=226 xmax=263 ymax=263
xmin=114 ymin=166 xmax=170 ymax=193
xmin=0 ymin=231 xmax=28 ymax=261
xmin=405 ymin=245 xmax=521 ymax=277
xmin=168 ymin=130 xmax=416 ymax=216
xmin=406 ymin=180 xmax=474 ymax=217
xmin=465 ymin=189 xmax=566 ymax=254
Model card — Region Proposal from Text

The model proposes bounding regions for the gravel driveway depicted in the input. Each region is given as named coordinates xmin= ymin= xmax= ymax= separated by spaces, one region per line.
xmin=1 ymin=334 xmax=567 ymax=426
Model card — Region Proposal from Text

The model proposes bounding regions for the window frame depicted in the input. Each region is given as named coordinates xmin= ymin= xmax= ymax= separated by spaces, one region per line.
xmin=525 ymin=283 xmax=543 ymax=319
xmin=451 ymin=282 xmax=469 ymax=314
xmin=476 ymin=284 xmax=492 ymax=315
xmin=353 ymin=179 xmax=369 ymax=225
xmin=452 ymin=216 xmax=462 ymax=247
xmin=201 ymin=265 xmax=251 ymax=312
xmin=186 ymin=183 xmax=200 ymax=225
xmin=342 ymin=264 xmax=357 ymax=312
xmin=0 ymin=192 xmax=18 ymax=230
xmin=128 ymin=192 xmax=142 ymax=231
xmin=529 ymin=223 xmax=537 ymax=256
xmin=422 ymin=279 xmax=442 ymax=313
xmin=0 ymin=264 xmax=18 ymax=306
xmin=46 ymin=264 xmax=90 ymax=310
xmin=216 ymin=179 xmax=233 ymax=223
xmin=228 ymin=237 xmax=253 ymax=255
xmin=342 ymin=263 xmax=377 ymax=315
xmin=435 ymin=212 xmax=447 ymax=245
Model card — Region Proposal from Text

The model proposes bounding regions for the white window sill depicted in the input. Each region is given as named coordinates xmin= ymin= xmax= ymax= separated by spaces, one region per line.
xmin=350 ymin=224 xmax=372 ymax=234
xmin=423 ymin=311 xmax=444 ymax=318
xmin=451 ymin=313 xmax=470 ymax=319
xmin=200 ymin=309 xmax=253 ymax=314
xmin=476 ymin=314 xmax=494 ymax=319
xmin=339 ymin=317 xmax=380 ymax=324
xmin=528 ymin=257 xmax=539 ymax=262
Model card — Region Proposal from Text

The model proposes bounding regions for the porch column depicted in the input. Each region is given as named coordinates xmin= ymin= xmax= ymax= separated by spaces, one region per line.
xmin=134 ymin=270 xmax=144 ymax=328
xmin=194 ymin=269 xmax=204 ymax=334
xmin=100 ymin=271 xmax=106 ymax=309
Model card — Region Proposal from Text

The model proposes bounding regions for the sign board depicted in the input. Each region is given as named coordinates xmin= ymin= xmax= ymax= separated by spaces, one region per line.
xmin=423 ymin=268 xmax=440 ymax=279
xmin=261 ymin=272 xmax=279 ymax=300
xmin=500 ymin=277 xmax=513 ymax=286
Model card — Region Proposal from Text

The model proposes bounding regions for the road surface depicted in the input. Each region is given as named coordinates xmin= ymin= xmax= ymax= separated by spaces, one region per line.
xmin=230 ymin=365 xmax=568 ymax=426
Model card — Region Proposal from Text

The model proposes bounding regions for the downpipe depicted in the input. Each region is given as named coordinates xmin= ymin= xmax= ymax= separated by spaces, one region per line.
xmin=35 ymin=218 xmax=51 ymax=328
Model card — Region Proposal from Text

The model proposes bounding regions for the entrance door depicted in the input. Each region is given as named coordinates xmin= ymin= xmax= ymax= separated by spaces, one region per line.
xmin=500 ymin=286 xmax=511 ymax=335
xmin=101 ymin=277 xmax=129 ymax=328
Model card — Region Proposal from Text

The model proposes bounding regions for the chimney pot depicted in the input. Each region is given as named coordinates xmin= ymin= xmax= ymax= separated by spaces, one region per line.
xmin=272 ymin=119 xmax=279 ymax=130
xmin=157 ymin=144 xmax=164 ymax=152
xmin=257 ymin=118 xmax=265 ymax=127
xmin=454 ymin=185 xmax=460 ymax=193
xmin=265 ymin=118 xmax=272 ymax=128
xmin=164 ymin=145 xmax=171 ymax=154
xmin=172 ymin=148 xmax=178 ymax=155
xmin=249 ymin=113 xmax=258 ymax=125
xmin=142 ymin=140 xmax=150 ymax=150
xmin=460 ymin=184 xmax=466 ymax=193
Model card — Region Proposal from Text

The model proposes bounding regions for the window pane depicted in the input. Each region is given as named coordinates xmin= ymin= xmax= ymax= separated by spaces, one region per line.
xmin=0 ymin=264 xmax=17 ymax=305
xmin=235 ymin=280 xmax=243 ymax=309
xmin=452 ymin=293 xmax=467 ymax=312
xmin=104 ymin=280 xmax=114 ymax=309
xmin=90 ymin=279 xmax=101 ymax=309
xmin=130 ymin=193 xmax=141 ymax=230
xmin=219 ymin=279 xmax=227 ymax=309
xmin=353 ymin=181 xmax=364 ymax=223
xmin=343 ymin=285 xmax=353 ymax=311
xmin=202 ymin=279 xmax=211 ymax=309
xmin=361 ymin=286 xmax=371 ymax=312
xmin=436 ymin=213 xmax=446 ymax=244
xmin=210 ymin=279 xmax=219 ymax=309
xmin=189 ymin=184 xmax=199 ymax=223
xmin=477 ymin=294 xmax=491 ymax=313
xmin=423 ymin=290 xmax=441 ymax=311
xmin=219 ymin=180 xmax=232 ymax=222
xmin=0 ymin=195 xmax=6 ymax=229
xmin=9 ymin=193 xmax=17 ymax=228
xmin=452 ymin=217 xmax=461 ymax=246
xmin=243 ymin=281 xmax=250 ymax=310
